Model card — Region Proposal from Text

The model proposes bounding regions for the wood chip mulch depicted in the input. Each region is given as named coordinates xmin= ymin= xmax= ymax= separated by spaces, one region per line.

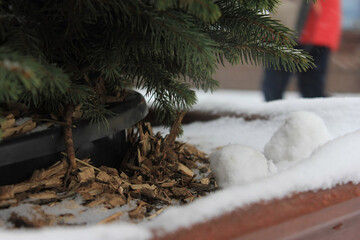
xmin=0 ymin=122 xmax=218 ymax=228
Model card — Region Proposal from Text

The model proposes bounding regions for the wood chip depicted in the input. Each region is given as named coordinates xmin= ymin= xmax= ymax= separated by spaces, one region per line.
xmin=148 ymin=208 xmax=165 ymax=219
xmin=128 ymin=201 xmax=146 ymax=219
xmin=184 ymin=196 xmax=196 ymax=203
xmin=130 ymin=184 xmax=156 ymax=191
xmin=138 ymin=125 xmax=152 ymax=157
xmin=137 ymin=148 xmax=144 ymax=164
xmin=60 ymin=200 xmax=81 ymax=209
xmin=0 ymin=198 xmax=17 ymax=208
xmin=13 ymin=182 xmax=37 ymax=193
xmin=200 ymin=178 xmax=210 ymax=185
xmin=96 ymin=171 xmax=111 ymax=183
xmin=0 ymin=182 xmax=39 ymax=199
xmin=77 ymin=167 xmax=95 ymax=183
xmin=82 ymin=186 xmax=104 ymax=196
xmin=100 ymin=166 xmax=119 ymax=176
xmin=140 ymin=188 xmax=157 ymax=200
xmin=36 ymin=160 xmax=68 ymax=180
xmin=29 ymin=191 xmax=57 ymax=200
xmin=0 ymin=186 xmax=15 ymax=200
xmin=86 ymin=198 xmax=106 ymax=207
xmin=160 ymin=180 xmax=176 ymax=188
xmin=107 ymin=195 xmax=126 ymax=208
xmin=140 ymin=163 xmax=151 ymax=173
xmin=21 ymin=119 xmax=36 ymax=133
xmin=98 ymin=211 xmax=123 ymax=224
xmin=177 ymin=163 xmax=194 ymax=177
xmin=117 ymin=186 xmax=124 ymax=194
xmin=1 ymin=127 xmax=17 ymax=138
xmin=80 ymin=192 xmax=94 ymax=201
xmin=120 ymin=172 xmax=129 ymax=179
xmin=112 ymin=176 xmax=123 ymax=186
xmin=184 ymin=143 xmax=207 ymax=159
xmin=1 ymin=115 xmax=15 ymax=130
xmin=171 ymin=187 xmax=192 ymax=198
xmin=57 ymin=213 xmax=75 ymax=221
xmin=41 ymin=178 xmax=63 ymax=188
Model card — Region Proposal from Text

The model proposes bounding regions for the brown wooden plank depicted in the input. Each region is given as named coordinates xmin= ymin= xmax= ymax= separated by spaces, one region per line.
xmin=153 ymin=183 xmax=360 ymax=240
xmin=237 ymin=196 xmax=360 ymax=240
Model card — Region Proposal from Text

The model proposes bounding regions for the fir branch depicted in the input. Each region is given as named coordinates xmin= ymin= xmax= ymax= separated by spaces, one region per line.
xmin=0 ymin=48 xmax=69 ymax=103
xmin=155 ymin=0 xmax=222 ymax=23
xmin=210 ymin=3 xmax=313 ymax=72
xmin=221 ymin=0 xmax=280 ymax=12
xmin=215 ymin=3 xmax=296 ymax=46
xmin=81 ymin=101 xmax=114 ymax=128
xmin=133 ymin=62 xmax=197 ymax=127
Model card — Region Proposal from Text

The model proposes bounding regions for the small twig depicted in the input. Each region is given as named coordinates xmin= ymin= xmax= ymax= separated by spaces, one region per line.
xmin=22 ymin=191 xmax=77 ymax=205
xmin=75 ymin=158 xmax=101 ymax=172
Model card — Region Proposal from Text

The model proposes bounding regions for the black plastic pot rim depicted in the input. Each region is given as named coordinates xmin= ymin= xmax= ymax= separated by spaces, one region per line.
xmin=0 ymin=90 xmax=148 ymax=167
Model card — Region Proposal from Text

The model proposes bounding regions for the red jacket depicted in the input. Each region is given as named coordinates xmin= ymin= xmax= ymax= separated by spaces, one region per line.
xmin=299 ymin=0 xmax=342 ymax=51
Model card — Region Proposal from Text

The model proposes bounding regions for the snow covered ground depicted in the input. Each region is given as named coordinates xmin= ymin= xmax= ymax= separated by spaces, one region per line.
xmin=2 ymin=90 xmax=360 ymax=239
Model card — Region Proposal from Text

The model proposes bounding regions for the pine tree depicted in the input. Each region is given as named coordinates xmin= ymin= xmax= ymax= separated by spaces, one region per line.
xmin=0 ymin=1 xmax=313 ymax=167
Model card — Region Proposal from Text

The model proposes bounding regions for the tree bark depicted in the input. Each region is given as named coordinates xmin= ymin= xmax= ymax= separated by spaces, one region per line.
xmin=63 ymin=104 xmax=77 ymax=170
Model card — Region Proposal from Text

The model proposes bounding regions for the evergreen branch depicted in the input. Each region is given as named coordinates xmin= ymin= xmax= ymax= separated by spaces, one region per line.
xmin=220 ymin=41 xmax=314 ymax=72
xmin=219 ymin=0 xmax=280 ymax=12
xmin=210 ymin=3 xmax=313 ymax=72
xmin=130 ymin=62 xmax=197 ymax=127
xmin=81 ymin=101 xmax=114 ymax=128
xmin=154 ymin=0 xmax=221 ymax=23
xmin=216 ymin=3 xmax=296 ymax=46
xmin=0 ymin=48 xmax=70 ymax=102
xmin=141 ymin=10 xmax=219 ymax=79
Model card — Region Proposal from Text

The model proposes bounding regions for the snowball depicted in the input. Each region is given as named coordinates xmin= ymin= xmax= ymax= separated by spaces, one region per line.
xmin=210 ymin=144 xmax=269 ymax=188
xmin=264 ymin=111 xmax=332 ymax=163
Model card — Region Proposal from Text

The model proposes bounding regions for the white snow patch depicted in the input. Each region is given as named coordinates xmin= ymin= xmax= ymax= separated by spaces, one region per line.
xmin=264 ymin=111 xmax=332 ymax=163
xmin=210 ymin=144 xmax=268 ymax=188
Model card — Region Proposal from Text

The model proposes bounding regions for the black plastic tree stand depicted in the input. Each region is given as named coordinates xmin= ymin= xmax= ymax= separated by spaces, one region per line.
xmin=0 ymin=90 xmax=148 ymax=185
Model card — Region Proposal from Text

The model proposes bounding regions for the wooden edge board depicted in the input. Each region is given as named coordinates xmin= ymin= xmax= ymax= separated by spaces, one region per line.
xmin=152 ymin=182 xmax=360 ymax=240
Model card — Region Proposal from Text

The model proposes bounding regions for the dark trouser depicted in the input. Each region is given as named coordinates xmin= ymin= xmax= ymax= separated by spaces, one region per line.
xmin=262 ymin=45 xmax=331 ymax=101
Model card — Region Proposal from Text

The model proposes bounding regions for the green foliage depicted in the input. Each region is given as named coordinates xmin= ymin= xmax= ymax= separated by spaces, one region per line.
xmin=213 ymin=2 xmax=313 ymax=71
xmin=0 ymin=0 xmax=313 ymax=133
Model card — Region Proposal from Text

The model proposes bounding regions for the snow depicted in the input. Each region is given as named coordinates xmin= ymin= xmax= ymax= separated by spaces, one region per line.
xmin=210 ymin=144 xmax=269 ymax=188
xmin=209 ymin=111 xmax=333 ymax=187
xmin=264 ymin=111 xmax=332 ymax=163
xmin=2 ymin=89 xmax=360 ymax=239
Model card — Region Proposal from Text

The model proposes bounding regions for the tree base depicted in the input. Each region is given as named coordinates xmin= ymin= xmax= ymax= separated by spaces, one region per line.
xmin=0 ymin=122 xmax=217 ymax=227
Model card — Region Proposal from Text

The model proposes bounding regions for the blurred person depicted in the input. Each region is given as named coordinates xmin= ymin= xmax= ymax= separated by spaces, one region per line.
xmin=262 ymin=0 xmax=342 ymax=101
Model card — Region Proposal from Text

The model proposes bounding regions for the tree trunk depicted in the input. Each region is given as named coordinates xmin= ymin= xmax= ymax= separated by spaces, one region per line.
xmin=63 ymin=104 xmax=77 ymax=170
